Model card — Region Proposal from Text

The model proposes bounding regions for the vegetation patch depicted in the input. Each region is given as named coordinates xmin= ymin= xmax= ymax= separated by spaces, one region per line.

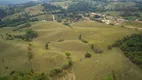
xmin=5 ymin=29 xmax=38 ymax=41
xmin=113 ymin=33 xmax=142 ymax=68
xmin=124 ymin=21 xmax=142 ymax=28
xmin=90 ymin=44 xmax=103 ymax=54
xmin=85 ymin=52 xmax=91 ymax=58
xmin=79 ymin=34 xmax=88 ymax=43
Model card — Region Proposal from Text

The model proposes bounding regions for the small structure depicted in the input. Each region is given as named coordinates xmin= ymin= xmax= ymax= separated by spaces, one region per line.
xmin=42 ymin=20 xmax=46 ymax=22
xmin=102 ymin=20 xmax=110 ymax=24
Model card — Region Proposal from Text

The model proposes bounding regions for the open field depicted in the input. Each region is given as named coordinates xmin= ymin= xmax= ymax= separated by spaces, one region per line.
xmin=124 ymin=21 xmax=142 ymax=28
xmin=0 ymin=20 xmax=142 ymax=80
xmin=32 ymin=14 xmax=53 ymax=21
xmin=103 ymin=11 xmax=120 ymax=17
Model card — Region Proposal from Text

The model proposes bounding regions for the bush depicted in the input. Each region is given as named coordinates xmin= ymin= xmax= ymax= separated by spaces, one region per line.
xmin=79 ymin=35 xmax=88 ymax=43
xmin=9 ymin=71 xmax=51 ymax=80
xmin=65 ymin=52 xmax=71 ymax=58
xmin=24 ymin=29 xmax=38 ymax=41
xmin=91 ymin=44 xmax=103 ymax=54
xmin=13 ymin=23 xmax=31 ymax=31
xmin=6 ymin=34 xmax=14 ymax=40
xmin=85 ymin=53 xmax=91 ymax=58
xmin=81 ymin=39 xmax=88 ymax=43
xmin=45 ymin=43 xmax=49 ymax=50
xmin=49 ymin=68 xmax=62 ymax=77
xmin=108 ymin=45 xmax=113 ymax=50
xmin=28 ymin=52 xmax=33 ymax=60
xmin=58 ymin=39 xmax=64 ymax=42
xmin=63 ymin=22 xmax=71 ymax=27
xmin=62 ymin=60 xmax=73 ymax=69
xmin=9 ymin=29 xmax=38 ymax=41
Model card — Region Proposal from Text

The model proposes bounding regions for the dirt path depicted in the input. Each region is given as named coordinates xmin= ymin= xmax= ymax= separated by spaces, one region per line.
xmin=125 ymin=26 xmax=142 ymax=30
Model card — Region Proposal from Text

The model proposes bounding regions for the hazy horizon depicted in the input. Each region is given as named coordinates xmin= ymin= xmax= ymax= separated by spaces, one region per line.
xmin=0 ymin=0 xmax=37 ymax=4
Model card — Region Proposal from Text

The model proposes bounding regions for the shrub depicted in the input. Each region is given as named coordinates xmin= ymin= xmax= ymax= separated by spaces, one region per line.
xmin=28 ymin=52 xmax=33 ymax=60
xmin=68 ymin=60 xmax=73 ymax=67
xmin=28 ymin=47 xmax=32 ymax=51
xmin=85 ymin=53 xmax=91 ymax=58
xmin=45 ymin=43 xmax=49 ymax=50
xmin=63 ymin=22 xmax=71 ymax=27
xmin=79 ymin=35 xmax=88 ymax=43
xmin=79 ymin=34 xmax=82 ymax=40
xmin=12 ymin=29 xmax=38 ymax=41
xmin=58 ymin=39 xmax=64 ymax=42
xmin=49 ymin=68 xmax=63 ymax=77
xmin=10 ymin=70 xmax=15 ymax=75
xmin=91 ymin=44 xmax=103 ymax=54
xmin=62 ymin=60 xmax=73 ymax=69
xmin=24 ymin=29 xmax=38 ymax=41
xmin=94 ymin=48 xmax=103 ymax=53
xmin=9 ymin=71 xmax=51 ymax=80
xmin=81 ymin=39 xmax=88 ymax=43
xmin=6 ymin=34 xmax=14 ymax=40
xmin=65 ymin=52 xmax=71 ymax=58
xmin=108 ymin=45 xmax=112 ymax=50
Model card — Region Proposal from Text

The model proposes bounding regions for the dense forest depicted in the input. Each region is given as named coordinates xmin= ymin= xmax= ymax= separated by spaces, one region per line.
xmin=113 ymin=34 xmax=142 ymax=68
xmin=0 ymin=2 xmax=39 ymax=27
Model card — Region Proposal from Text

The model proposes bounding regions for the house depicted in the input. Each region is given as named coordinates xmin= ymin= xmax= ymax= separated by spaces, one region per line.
xmin=42 ymin=20 xmax=46 ymax=22
xmin=102 ymin=20 xmax=110 ymax=24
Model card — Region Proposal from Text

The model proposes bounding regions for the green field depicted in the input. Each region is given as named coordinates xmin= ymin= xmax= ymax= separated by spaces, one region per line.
xmin=1 ymin=1 xmax=142 ymax=80
xmin=0 ymin=20 xmax=142 ymax=80
xmin=103 ymin=11 xmax=120 ymax=17
xmin=123 ymin=21 xmax=142 ymax=28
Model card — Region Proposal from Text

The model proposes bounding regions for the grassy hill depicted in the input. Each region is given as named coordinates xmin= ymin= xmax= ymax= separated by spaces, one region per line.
xmin=0 ymin=20 xmax=142 ymax=80
xmin=0 ymin=1 xmax=142 ymax=80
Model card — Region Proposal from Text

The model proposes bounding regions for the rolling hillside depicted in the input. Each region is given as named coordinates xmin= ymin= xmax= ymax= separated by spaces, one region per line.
xmin=0 ymin=1 xmax=142 ymax=80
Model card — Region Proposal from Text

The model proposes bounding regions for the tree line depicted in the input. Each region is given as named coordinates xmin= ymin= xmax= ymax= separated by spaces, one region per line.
xmin=112 ymin=34 xmax=142 ymax=68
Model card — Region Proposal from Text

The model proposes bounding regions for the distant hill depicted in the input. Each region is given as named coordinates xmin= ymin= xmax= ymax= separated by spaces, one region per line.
xmin=0 ymin=0 xmax=37 ymax=4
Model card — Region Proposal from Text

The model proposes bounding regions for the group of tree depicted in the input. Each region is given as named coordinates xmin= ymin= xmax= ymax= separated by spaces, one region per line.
xmin=90 ymin=44 xmax=103 ymax=54
xmin=78 ymin=34 xmax=88 ymax=43
xmin=6 ymin=29 xmax=38 ymax=41
xmin=13 ymin=23 xmax=31 ymax=31
xmin=0 ymin=12 xmax=39 ymax=28
xmin=67 ymin=1 xmax=96 ymax=13
xmin=2 ymin=58 xmax=73 ymax=80
xmin=0 ymin=9 xmax=6 ymax=19
xmin=42 ymin=3 xmax=64 ymax=14
xmin=0 ymin=2 xmax=40 ymax=28
xmin=112 ymin=33 xmax=142 ymax=68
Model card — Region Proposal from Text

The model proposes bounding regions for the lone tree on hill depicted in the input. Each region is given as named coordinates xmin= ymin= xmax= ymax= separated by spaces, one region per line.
xmin=85 ymin=52 xmax=91 ymax=58
xmin=45 ymin=42 xmax=50 ymax=50
xmin=65 ymin=52 xmax=71 ymax=58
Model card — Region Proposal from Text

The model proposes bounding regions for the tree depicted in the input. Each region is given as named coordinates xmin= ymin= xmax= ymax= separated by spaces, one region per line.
xmin=28 ymin=51 xmax=33 ymax=60
xmin=49 ymin=68 xmax=63 ymax=77
xmin=65 ymin=52 xmax=71 ymax=58
xmin=85 ymin=53 xmax=91 ymax=58
xmin=24 ymin=29 xmax=38 ymax=41
xmin=45 ymin=43 xmax=49 ymax=50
